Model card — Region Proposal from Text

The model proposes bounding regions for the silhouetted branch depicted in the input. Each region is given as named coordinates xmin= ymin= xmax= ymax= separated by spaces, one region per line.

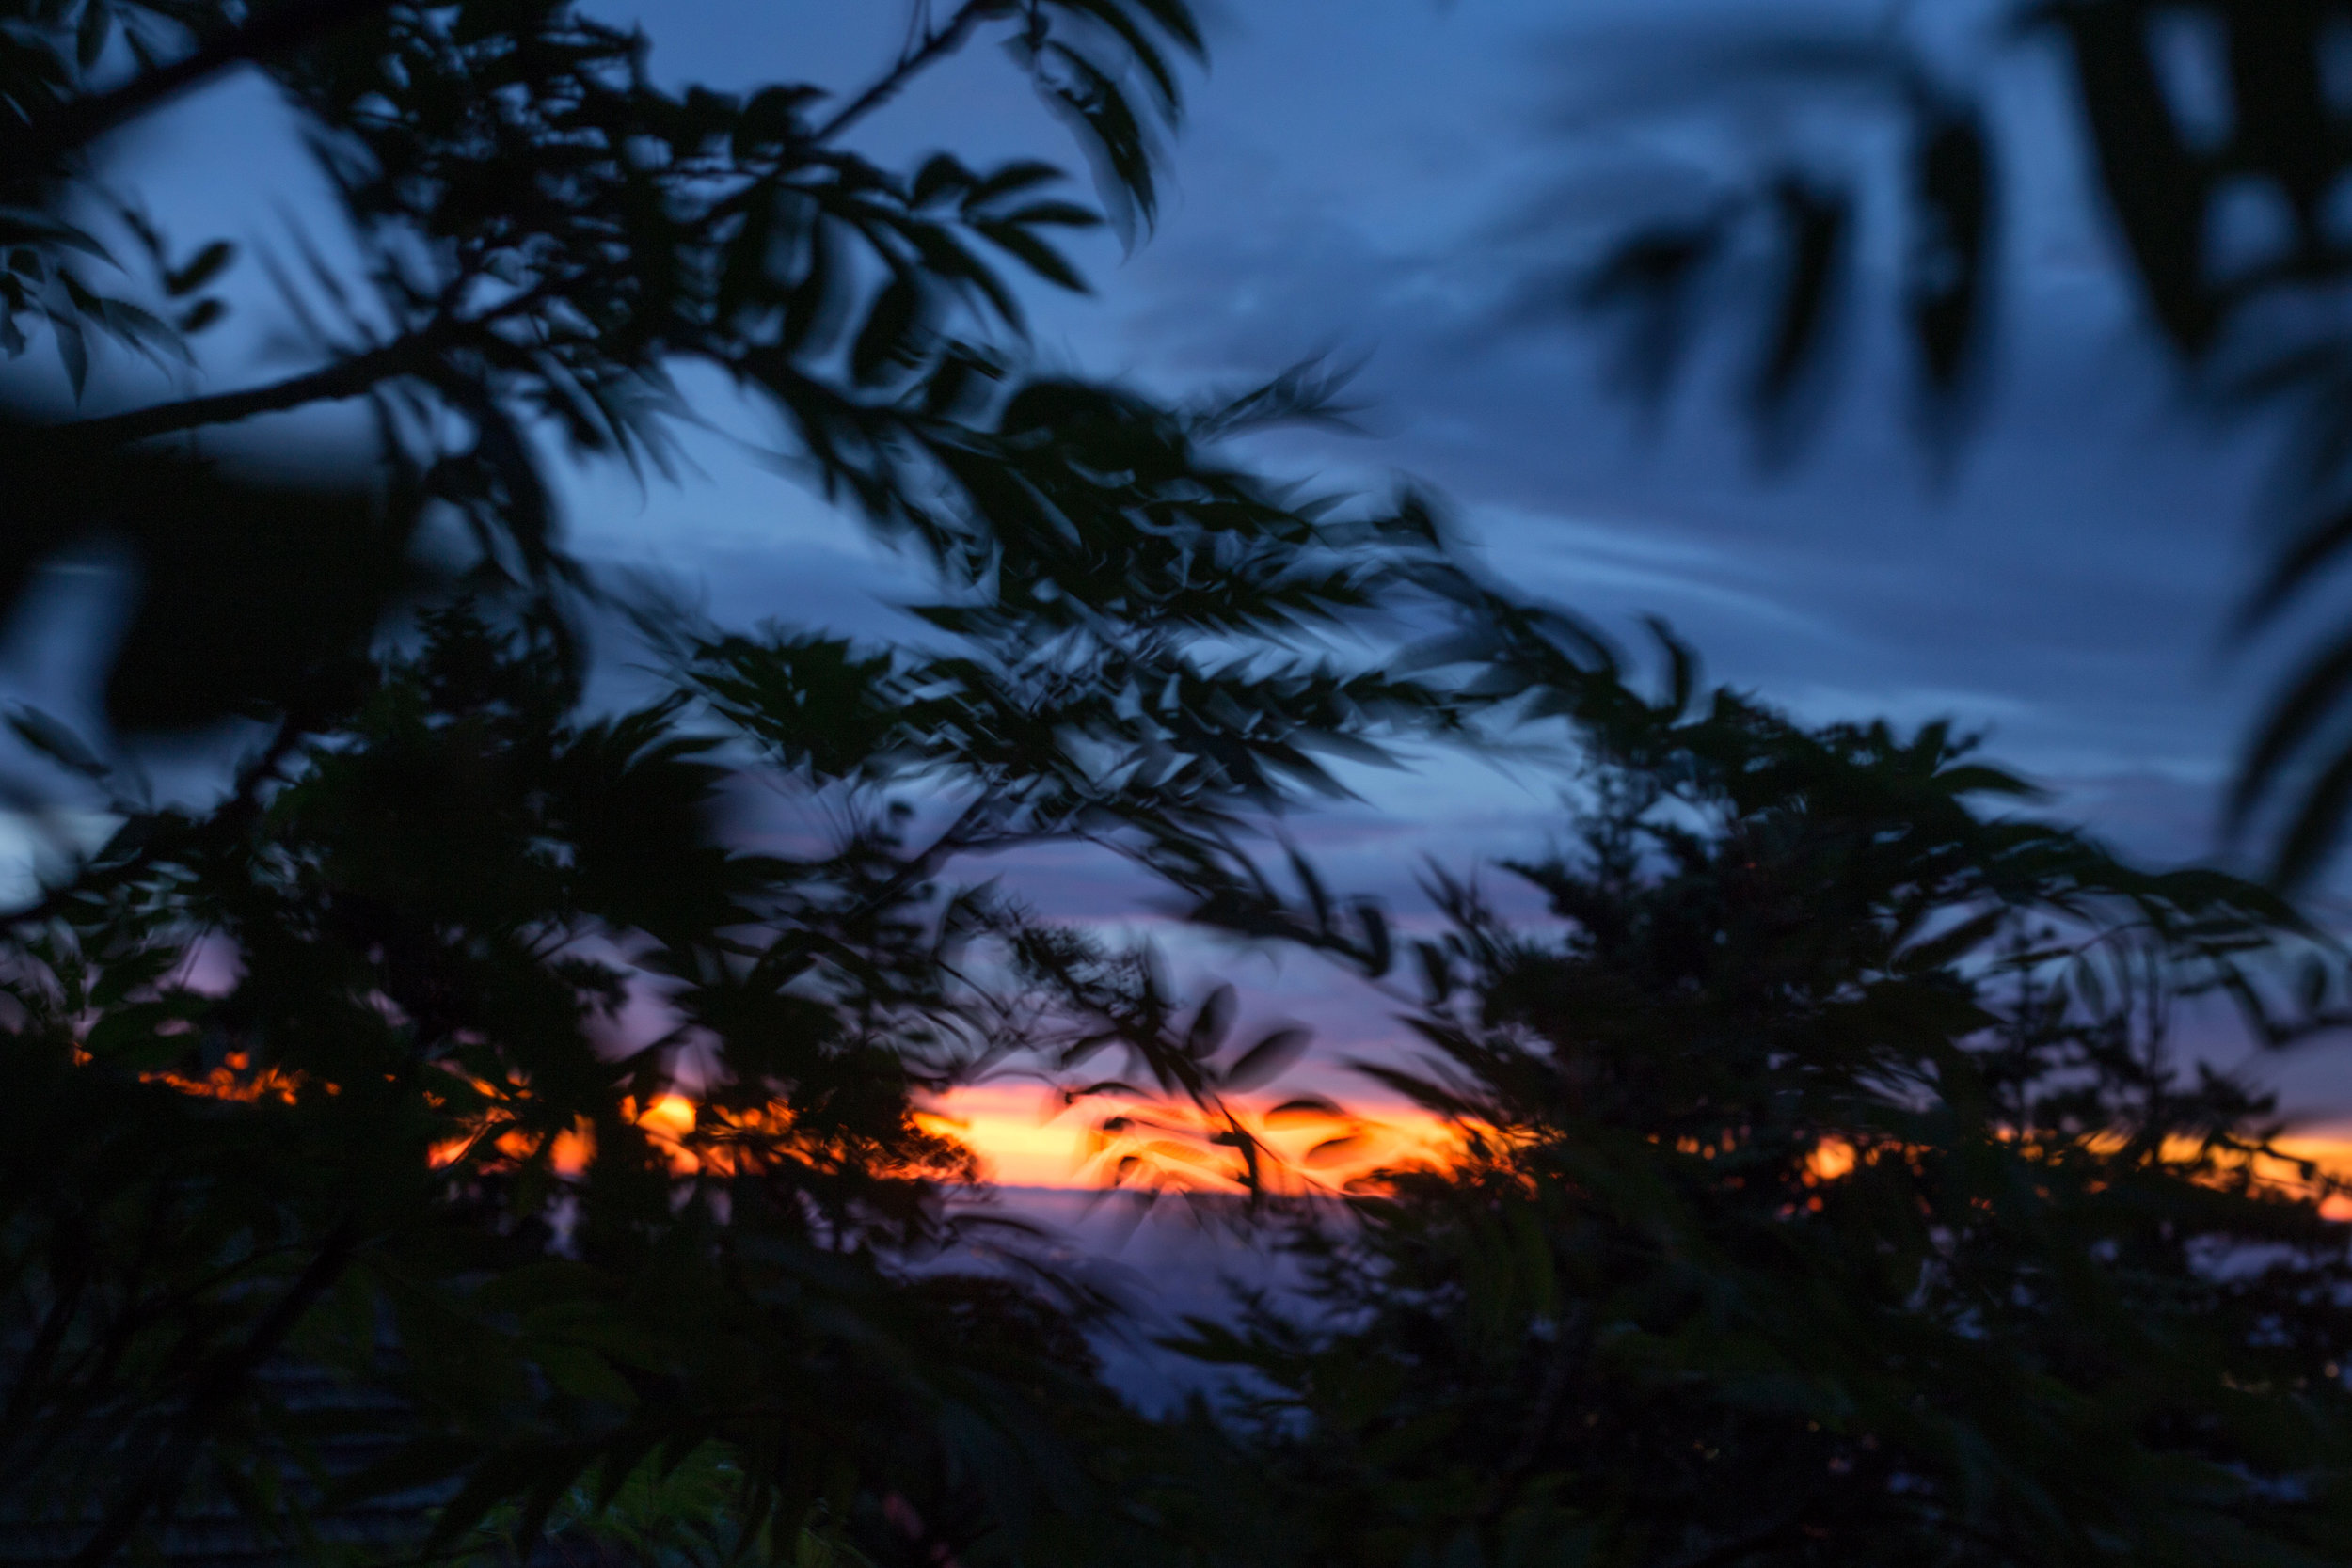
xmin=812 ymin=0 xmax=1004 ymax=144
xmin=53 ymin=335 xmax=425 ymax=447
xmin=64 ymin=1221 xmax=359 ymax=1568
xmin=7 ymin=0 xmax=393 ymax=174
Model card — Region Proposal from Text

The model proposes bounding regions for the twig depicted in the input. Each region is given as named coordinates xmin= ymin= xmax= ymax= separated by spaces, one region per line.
xmin=8 ymin=0 xmax=394 ymax=174
xmin=65 ymin=1221 xmax=361 ymax=1568
xmin=51 ymin=334 xmax=426 ymax=447
xmin=812 ymin=0 xmax=1004 ymax=144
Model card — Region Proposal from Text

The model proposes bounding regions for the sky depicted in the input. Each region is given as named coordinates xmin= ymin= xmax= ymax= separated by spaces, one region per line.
xmin=16 ymin=0 xmax=2352 ymax=1153
xmin=552 ymin=0 xmax=2350 ymax=1125
xmin=546 ymin=0 xmax=2299 ymax=857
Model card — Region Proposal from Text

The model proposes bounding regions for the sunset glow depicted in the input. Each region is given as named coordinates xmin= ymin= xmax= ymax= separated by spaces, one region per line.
xmin=921 ymin=1082 xmax=1464 ymax=1191
xmin=129 ymin=1053 xmax=2352 ymax=1209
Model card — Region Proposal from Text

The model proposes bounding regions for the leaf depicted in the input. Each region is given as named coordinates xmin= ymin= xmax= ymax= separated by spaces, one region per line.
xmin=1577 ymin=215 xmax=1725 ymax=408
xmin=1223 ymin=1024 xmax=1311 ymax=1091
xmin=0 ymin=206 xmax=108 ymax=257
xmin=912 ymin=153 xmax=974 ymax=208
xmin=1184 ymin=983 xmax=1237 ymax=1059
xmin=1908 ymin=108 xmax=1992 ymax=392
xmin=76 ymin=0 xmax=111 ymax=72
xmin=1303 ymin=1135 xmax=1362 ymax=1167
xmin=1415 ymin=940 xmax=1451 ymax=1004
xmin=780 ymin=212 xmax=847 ymax=356
xmin=1287 ymin=843 xmax=1330 ymax=931
xmin=2239 ymin=499 xmax=2352 ymax=634
xmin=8 ymin=706 xmax=108 ymax=779
xmin=50 ymin=310 xmax=87 ymax=398
xmin=82 ymin=1001 xmax=188 ymax=1068
xmin=738 ymin=83 xmax=820 ymax=150
xmin=965 ymin=159 xmax=1067 ymax=207
xmin=2269 ymin=736 xmax=2352 ymax=889
xmin=1353 ymin=900 xmax=1391 ymax=978
xmin=2071 ymin=955 xmax=2108 ymax=1019
xmin=1749 ymin=175 xmax=1849 ymax=421
xmin=2051 ymin=2 xmax=2217 ymax=349
xmin=1035 ymin=42 xmax=1160 ymax=230
xmin=2230 ymin=621 xmax=2352 ymax=833
xmin=976 ymin=220 xmax=1089 ymax=292
xmin=165 ymin=239 xmax=234 ymax=297
xmin=996 ymin=199 xmax=1100 ymax=229
xmin=533 ymin=1344 xmax=639 ymax=1408
xmin=850 ymin=272 xmax=920 ymax=386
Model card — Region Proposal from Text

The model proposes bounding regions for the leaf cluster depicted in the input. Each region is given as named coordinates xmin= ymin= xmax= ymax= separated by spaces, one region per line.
xmin=1174 ymin=652 xmax=2352 ymax=1568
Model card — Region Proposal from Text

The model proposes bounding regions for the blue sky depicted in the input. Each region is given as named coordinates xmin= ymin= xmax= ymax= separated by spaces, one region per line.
xmin=545 ymin=0 xmax=2284 ymax=851
xmin=20 ymin=0 xmax=2352 ymax=1121
xmin=575 ymin=0 xmax=2341 ymax=1105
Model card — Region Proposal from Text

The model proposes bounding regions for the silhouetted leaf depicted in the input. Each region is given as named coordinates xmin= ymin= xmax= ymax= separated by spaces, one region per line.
xmin=7 ymin=705 xmax=107 ymax=780
xmin=1222 ymin=1025 xmax=1310 ymax=1091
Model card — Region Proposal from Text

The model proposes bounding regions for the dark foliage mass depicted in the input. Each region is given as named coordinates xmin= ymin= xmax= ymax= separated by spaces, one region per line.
xmin=0 ymin=0 xmax=1463 ymax=1558
xmin=1181 ymin=663 xmax=2352 ymax=1568
xmin=3 ymin=3 xmax=2352 ymax=1567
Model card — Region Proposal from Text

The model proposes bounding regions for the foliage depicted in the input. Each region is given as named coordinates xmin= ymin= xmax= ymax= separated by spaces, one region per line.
xmin=1564 ymin=0 xmax=2352 ymax=884
xmin=9 ymin=4 xmax=2352 ymax=1566
xmin=1173 ymin=649 xmax=2352 ymax=1568
xmin=0 ymin=604 xmax=1099 ymax=1562
xmin=448 ymin=1442 xmax=864 ymax=1568
xmin=0 ymin=0 xmax=1479 ymax=1561
xmin=0 ymin=0 xmax=1221 ymax=736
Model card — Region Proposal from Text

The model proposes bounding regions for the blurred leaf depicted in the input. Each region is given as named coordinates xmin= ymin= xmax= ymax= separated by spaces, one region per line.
xmin=1222 ymin=1025 xmax=1311 ymax=1092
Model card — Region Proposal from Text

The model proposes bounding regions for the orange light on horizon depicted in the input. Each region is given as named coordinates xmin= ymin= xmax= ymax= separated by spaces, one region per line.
xmin=140 ymin=1050 xmax=311 ymax=1106
xmin=922 ymin=1082 xmax=1462 ymax=1193
xmin=1805 ymin=1136 xmax=1858 ymax=1183
xmin=119 ymin=1048 xmax=2352 ymax=1212
xmin=914 ymin=1085 xmax=1089 ymax=1188
xmin=2266 ymin=1135 xmax=2352 ymax=1221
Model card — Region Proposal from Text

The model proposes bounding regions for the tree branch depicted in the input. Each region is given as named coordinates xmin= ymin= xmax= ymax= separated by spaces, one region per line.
xmin=51 ymin=335 xmax=426 ymax=448
xmin=65 ymin=1220 xmax=360 ymax=1568
xmin=813 ymin=0 xmax=1005 ymax=144
xmin=8 ymin=0 xmax=394 ymax=174
xmin=0 ymin=1224 xmax=92 ymax=1484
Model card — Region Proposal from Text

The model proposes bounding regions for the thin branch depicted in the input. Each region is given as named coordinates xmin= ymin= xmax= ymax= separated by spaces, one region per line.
xmin=50 ymin=335 xmax=426 ymax=448
xmin=812 ymin=0 xmax=1003 ymax=144
xmin=0 ymin=1226 xmax=92 ymax=1483
xmin=49 ymin=253 xmax=599 ymax=449
xmin=8 ymin=0 xmax=394 ymax=174
xmin=65 ymin=1220 xmax=360 ymax=1568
